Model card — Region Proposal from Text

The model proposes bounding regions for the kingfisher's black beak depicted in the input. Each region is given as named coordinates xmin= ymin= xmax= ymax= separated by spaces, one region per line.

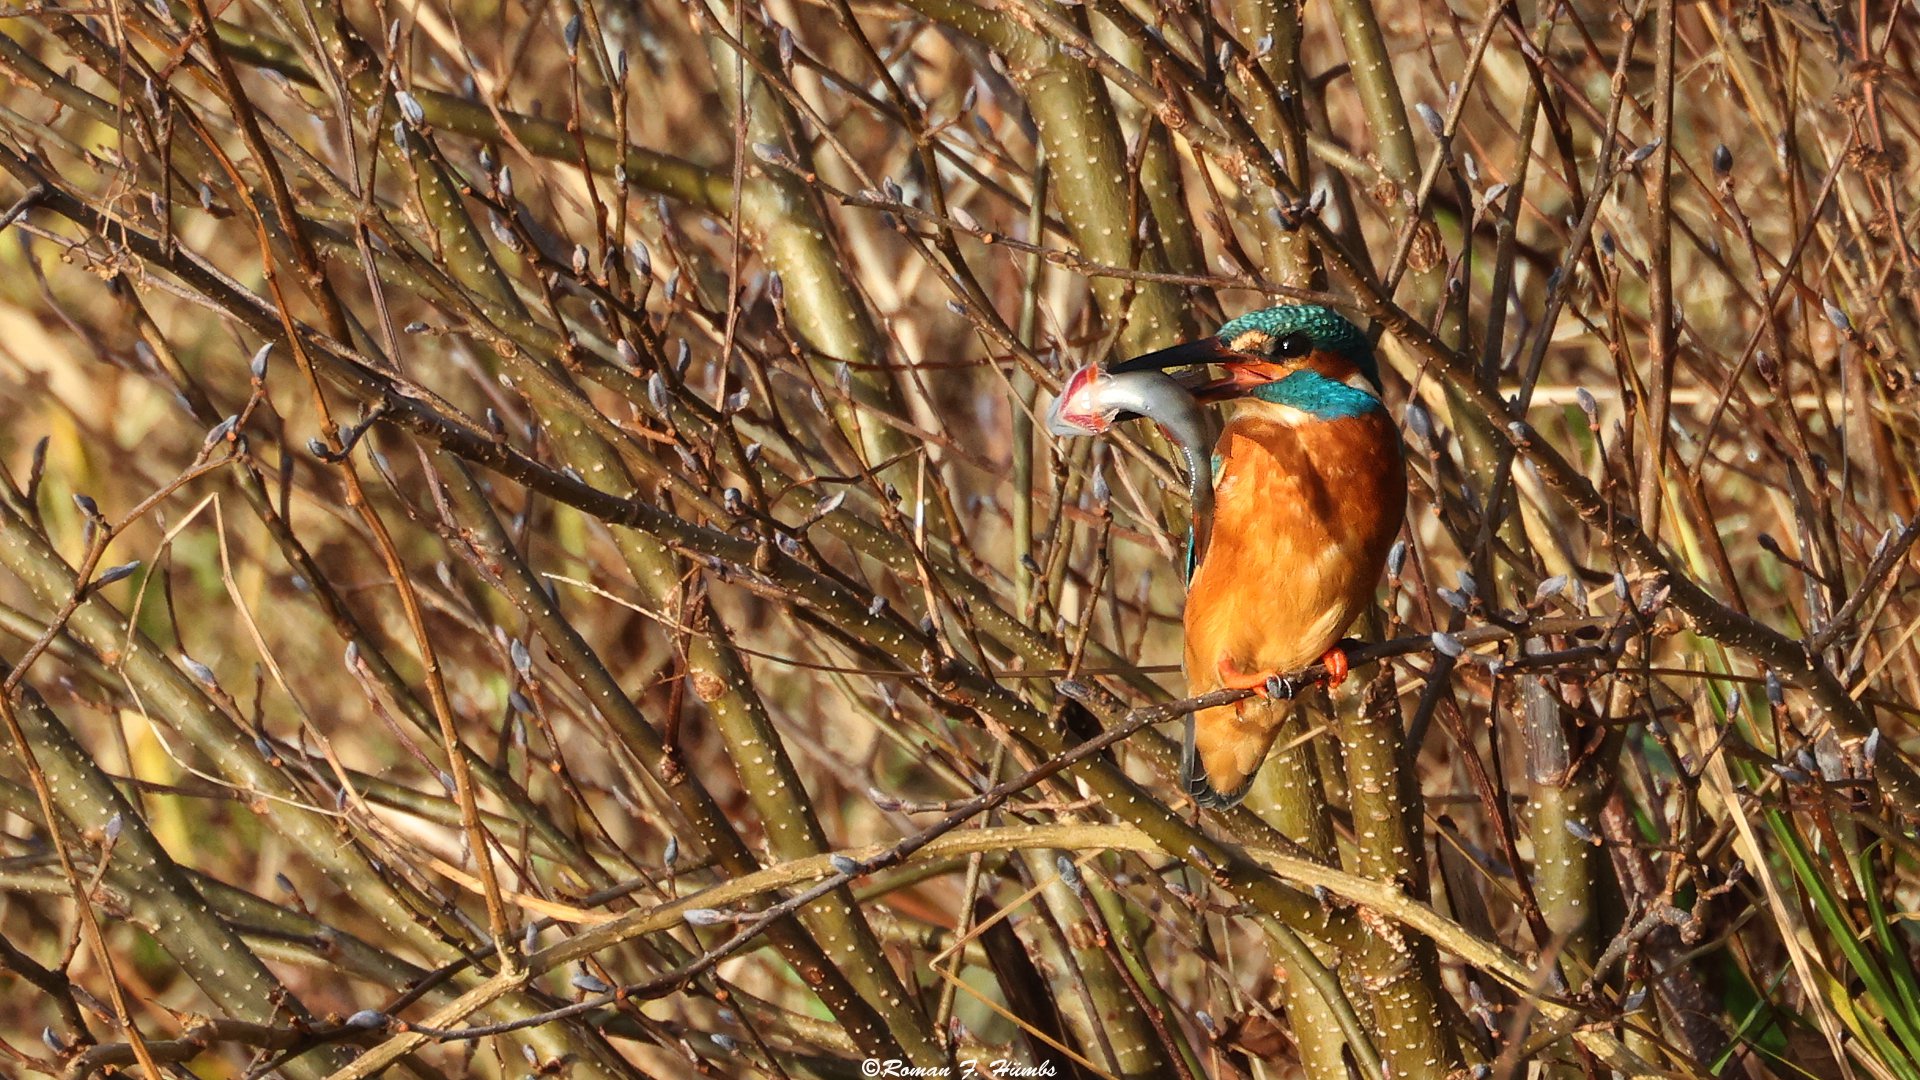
xmin=1110 ymin=337 xmax=1268 ymax=403
xmin=1109 ymin=336 xmax=1242 ymax=375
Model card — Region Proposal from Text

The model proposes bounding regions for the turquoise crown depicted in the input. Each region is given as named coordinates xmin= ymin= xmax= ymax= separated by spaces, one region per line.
xmin=1216 ymin=304 xmax=1379 ymax=389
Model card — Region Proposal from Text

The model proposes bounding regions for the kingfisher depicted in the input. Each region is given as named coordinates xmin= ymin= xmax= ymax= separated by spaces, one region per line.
xmin=1109 ymin=304 xmax=1406 ymax=808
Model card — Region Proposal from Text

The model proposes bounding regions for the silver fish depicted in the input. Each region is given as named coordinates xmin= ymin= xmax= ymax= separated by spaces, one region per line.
xmin=1046 ymin=364 xmax=1214 ymax=567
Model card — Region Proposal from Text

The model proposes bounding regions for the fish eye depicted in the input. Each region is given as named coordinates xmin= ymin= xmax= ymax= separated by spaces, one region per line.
xmin=1274 ymin=332 xmax=1313 ymax=358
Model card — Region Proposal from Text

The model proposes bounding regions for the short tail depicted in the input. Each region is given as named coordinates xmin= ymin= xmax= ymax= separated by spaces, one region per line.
xmin=1182 ymin=700 xmax=1288 ymax=809
xmin=1182 ymin=719 xmax=1255 ymax=807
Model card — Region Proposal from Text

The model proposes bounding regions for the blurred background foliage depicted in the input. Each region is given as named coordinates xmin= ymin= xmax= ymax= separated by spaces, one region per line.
xmin=0 ymin=0 xmax=1917 ymax=1075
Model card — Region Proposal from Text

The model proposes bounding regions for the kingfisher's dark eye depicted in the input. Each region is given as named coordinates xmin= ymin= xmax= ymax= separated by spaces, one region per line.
xmin=1274 ymin=332 xmax=1313 ymax=358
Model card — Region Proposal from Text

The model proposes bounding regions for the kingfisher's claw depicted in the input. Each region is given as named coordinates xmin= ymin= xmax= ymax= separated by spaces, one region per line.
xmin=1264 ymin=673 xmax=1297 ymax=699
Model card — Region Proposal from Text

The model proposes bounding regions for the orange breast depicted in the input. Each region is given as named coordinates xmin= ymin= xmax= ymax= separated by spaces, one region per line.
xmin=1183 ymin=404 xmax=1406 ymax=691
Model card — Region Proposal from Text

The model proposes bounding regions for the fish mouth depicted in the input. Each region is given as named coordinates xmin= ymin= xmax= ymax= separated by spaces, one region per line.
xmin=1108 ymin=338 xmax=1285 ymax=402
xmin=1045 ymin=363 xmax=1117 ymax=435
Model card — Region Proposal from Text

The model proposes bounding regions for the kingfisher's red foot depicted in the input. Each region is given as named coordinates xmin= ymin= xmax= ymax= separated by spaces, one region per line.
xmin=1217 ymin=657 xmax=1311 ymax=700
xmin=1216 ymin=657 xmax=1277 ymax=694
xmin=1219 ymin=650 xmax=1354 ymax=699
xmin=1320 ymin=646 xmax=1350 ymax=690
